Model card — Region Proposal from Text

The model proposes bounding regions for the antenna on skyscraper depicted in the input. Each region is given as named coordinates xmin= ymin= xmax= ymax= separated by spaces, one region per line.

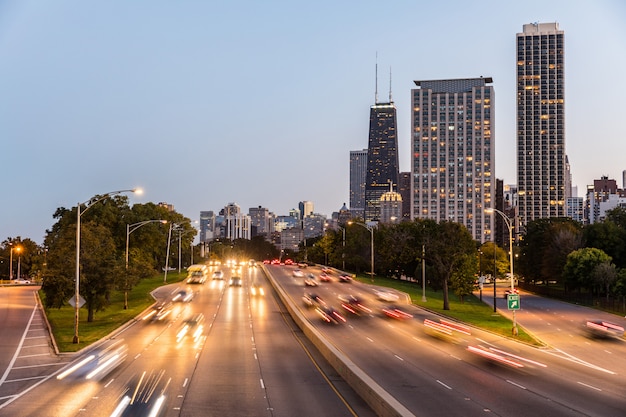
xmin=375 ymin=52 xmax=379 ymax=104
xmin=389 ymin=66 xmax=393 ymax=103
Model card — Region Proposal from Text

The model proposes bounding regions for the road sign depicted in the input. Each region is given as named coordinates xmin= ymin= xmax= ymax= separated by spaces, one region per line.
xmin=67 ymin=295 xmax=86 ymax=308
xmin=507 ymin=294 xmax=520 ymax=310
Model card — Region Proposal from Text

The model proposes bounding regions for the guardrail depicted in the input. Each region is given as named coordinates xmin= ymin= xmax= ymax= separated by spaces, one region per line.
xmin=261 ymin=264 xmax=415 ymax=417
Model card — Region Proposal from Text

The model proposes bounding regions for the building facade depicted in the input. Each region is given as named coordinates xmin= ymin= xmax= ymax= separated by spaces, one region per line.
xmin=379 ymin=184 xmax=402 ymax=224
xmin=516 ymin=22 xmax=570 ymax=226
xmin=411 ymin=77 xmax=495 ymax=242
xmin=349 ymin=149 xmax=368 ymax=218
xmin=365 ymin=100 xmax=399 ymax=222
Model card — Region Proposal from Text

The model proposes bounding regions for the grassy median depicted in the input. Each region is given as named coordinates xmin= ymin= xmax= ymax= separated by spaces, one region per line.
xmin=42 ymin=272 xmax=186 ymax=353
xmin=354 ymin=274 xmax=541 ymax=346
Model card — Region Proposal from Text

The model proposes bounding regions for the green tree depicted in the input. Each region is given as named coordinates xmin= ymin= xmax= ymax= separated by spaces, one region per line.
xmin=450 ymin=253 xmax=478 ymax=302
xmin=428 ymin=221 xmax=477 ymax=310
xmin=563 ymin=247 xmax=612 ymax=292
xmin=591 ymin=261 xmax=617 ymax=301
xmin=584 ymin=220 xmax=626 ymax=269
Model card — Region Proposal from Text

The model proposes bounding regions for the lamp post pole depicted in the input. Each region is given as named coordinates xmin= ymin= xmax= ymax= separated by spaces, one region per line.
xmin=74 ymin=188 xmax=141 ymax=344
xmin=342 ymin=227 xmax=346 ymax=271
xmin=486 ymin=208 xmax=517 ymax=335
xmin=493 ymin=242 xmax=497 ymax=313
xmin=125 ymin=220 xmax=166 ymax=309
xmin=9 ymin=244 xmax=14 ymax=280
xmin=164 ymin=223 xmax=174 ymax=283
xmin=421 ymin=243 xmax=427 ymax=302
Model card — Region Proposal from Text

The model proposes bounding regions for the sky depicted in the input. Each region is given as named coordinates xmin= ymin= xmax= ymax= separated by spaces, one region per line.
xmin=2 ymin=0 xmax=625 ymax=244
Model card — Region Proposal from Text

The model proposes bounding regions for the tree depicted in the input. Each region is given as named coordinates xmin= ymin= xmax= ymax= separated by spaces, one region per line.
xmin=563 ymin=247 xmax=612 ymax=292
xmin=428 ymin=221 xmax=477 ymax=310
xmin=591 ymin=261 xmax=617 ymax=301
xmin=584 ymin=220 xmax=626 ymax=269
xmin=450 ymin=253 xmax=478 ymax=302
xmin=478 ymin=242 xmax=508 ymax=280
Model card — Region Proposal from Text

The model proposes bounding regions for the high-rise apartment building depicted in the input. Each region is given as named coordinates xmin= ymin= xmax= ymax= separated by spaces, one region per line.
xmin=411 ymin=77 xmax=495 ymax=242
xmin=349 ymin=149 xmax=368 ymax=218
xmin=365 ymin=88 xmax=399 ymax=222
xmin=298 ymin=201 xmax=314 ymax=219
xmin=248 ymin=206 xmax=271 ymax=237
xmin=516 ymin=22 xmax=570 ymax=226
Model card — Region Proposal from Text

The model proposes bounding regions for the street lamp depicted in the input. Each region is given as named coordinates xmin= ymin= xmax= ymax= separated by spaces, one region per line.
xmin=74 ymin=188 xmax=142 ymax=344
xmin=485 ymin=208 xmax=517 ymax=335
xmin=9 ymin=244 xmax=15 ymax=280
xmin=125 ymin=220 xmax=167 ymax=309
xmin=348 ymin=221 xmax=375 ymax=282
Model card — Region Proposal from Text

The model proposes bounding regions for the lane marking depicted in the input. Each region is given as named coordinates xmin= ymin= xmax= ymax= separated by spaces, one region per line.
xmin=507 ymin=380 xmax=527 ymax=390
xmin=437 ymin=380 xmax=452 ymax=390
xmin=0 ymin=304 xmax=38 ymax=386
xmin=577 ymin=381 xmax=602 ymax=392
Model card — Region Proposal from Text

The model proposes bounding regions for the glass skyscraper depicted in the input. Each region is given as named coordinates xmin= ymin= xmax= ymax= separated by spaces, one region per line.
xmin=365 ymin=101 xmax=399 ymax=222
xmin=516 ymin=22 xmax=570 ymax=226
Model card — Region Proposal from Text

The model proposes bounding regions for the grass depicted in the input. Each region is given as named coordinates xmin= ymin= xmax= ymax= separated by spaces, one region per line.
xmin=354 ymin=274 xmax=541 ymax=346
xmin=43 ymin=272 xmax=186 ymax=353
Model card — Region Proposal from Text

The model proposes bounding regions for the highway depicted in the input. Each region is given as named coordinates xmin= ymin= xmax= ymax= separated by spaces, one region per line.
xmin=266 ymin=264 xmax=626 ymax=416
xmin=0 ymin=265 xmax=374 ymax=417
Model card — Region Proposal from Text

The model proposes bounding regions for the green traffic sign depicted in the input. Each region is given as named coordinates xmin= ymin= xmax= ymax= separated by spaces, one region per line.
xmin=507 ymin=294 xmax=520 ymax=310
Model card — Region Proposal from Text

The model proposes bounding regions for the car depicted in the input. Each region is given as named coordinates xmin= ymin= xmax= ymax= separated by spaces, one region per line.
xmin=584 ymin=319 xmax=625 ymax=339
xmin=212 ymin=270 xmax=224 ymax=279
xmin=284 ymin=259 xmax=294 ymax=265
xmin=110 ymin=369 xmax=170 ymax=417
xmin=144 ymin=301 xmax=174 ymax=322
xmin=339 ymin=295 xmax=372 ymax=315
xmin=319 ymin=273 xmax=332 ymax=282
xmin=381 ymin=305 xmax=414 ymax=320
xmin=56 ymin=339 xmax=128 ymax=381
xmin=172 ymin=289 xmax=193 ymax=303
xmin=304 ymin=276 xmax=318 ymax=287
xmin=13 ymin=278 xmax=31 ymax=284
xmin=292 ymin=269 xmax=304 ymax=278
xmin=373 ymin=289 xmax=399 ymax=302
xmin=250 ymin=283 xmax=265 ymax=296
xmin=270 ymin=259 xmax=280 ymax=265
xmin=503 ymin=288 xmax=519 ymax=299
xmin=229 ymin=276 xmax=242 ymax=286
xmin=321 ymin=267 xmax=333 ymax=275
xmin=338 ymin=274 xmax=353 ymax=283
xmin=263 ymin=259 xmax=270 ymax=264
xmin=177 ymin=313 xmax=205 ymax=342
xmin=297 ymin=262 xmax=308 ymax=268
xmin=316 ymin=306 xmax=347 ymax=324
xmin=302 ymin=292 xmax=325 ymax=308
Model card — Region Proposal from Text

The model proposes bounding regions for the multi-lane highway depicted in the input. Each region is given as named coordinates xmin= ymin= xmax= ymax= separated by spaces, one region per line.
xmin=0 ymin=265 xmax=374 ymax=416
xmin=267 ymin=264 xmax=626 ymax=416
xmin=2 ymin=262 xmax=626 ymax=416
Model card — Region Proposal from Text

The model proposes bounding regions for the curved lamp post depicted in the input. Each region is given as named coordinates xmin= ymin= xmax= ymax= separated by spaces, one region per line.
xmin=74 ymin=188 xmax=142 ymax=344
xmin=348 ymin=221 xmax=375 ymax=282
xmin=125 ymin=219 xmax=167 ymax=309
xmin=485 ymin=208 xmax=517 ymax=336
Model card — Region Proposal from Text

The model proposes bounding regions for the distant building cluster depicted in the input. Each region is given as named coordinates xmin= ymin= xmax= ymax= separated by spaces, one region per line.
xmin=196 ymin=22 xmax=625 ymax=253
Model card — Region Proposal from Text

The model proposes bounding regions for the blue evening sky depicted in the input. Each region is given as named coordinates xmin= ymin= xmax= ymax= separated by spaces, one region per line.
xmin=2 ymin=0 xmax=625 ymax=243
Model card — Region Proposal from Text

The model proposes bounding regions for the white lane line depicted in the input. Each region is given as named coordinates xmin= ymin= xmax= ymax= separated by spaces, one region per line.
xmin=577 ymin=381 xmax=602 ymax=392
xmin=260 ymin=378 xmax=265 ymax=389
xmin=0 ymin=304 xmax=38 ymax=386
xmin=394 ymin=355 xmax=404 ymax=361
xmin=437 ymin=380 xmax=452 ymax=390
xmin=507 ymin=380 xmax=527 ymax=390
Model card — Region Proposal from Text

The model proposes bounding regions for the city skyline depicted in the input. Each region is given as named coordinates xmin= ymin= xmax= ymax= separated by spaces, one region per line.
xmin=2 ymin=1 xmax=625 ymax=244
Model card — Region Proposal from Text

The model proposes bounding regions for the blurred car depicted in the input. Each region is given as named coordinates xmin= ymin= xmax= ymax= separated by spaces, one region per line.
xmin=292 ymin=269 xmax=304 ymax=278
xmin=302 ymin=292 xmax=325 ymax=308
xmin=297 ymin=262 xmax=308 ymax=268
xmin=304 ymin=274 xmax=318 ymax=287
xmin=284 ymin=259 xmax=294 ymax=265
xmin=263 ymin=259 xmax=270 ymax=264
xmin=339 ymin=295 xmax=372 ymax=315
xmin=321 ymin=268 xmax=333 ymax=275
xmin=110 ymin=369 xmax=170 ymax=417
xmin=373 ymin=289 xmax=399 ymax=302
xmin=584 ymin=319 xmax=625 ymax=339
xmin=503 ymin=288 xmax=519 ymax=299
xmin=212 ymin=270 xmax=224 ymax=279
xmin=172 ymin=289 xmax=193 ymax=303
xmin=381 ymin=305 xmax=414 ymax=320
xmin=338 ymin=274 xmax=353 ymax=283
xmin=177 ymin=313 xmax=205 ymax=343
xmin=229 ymin=276 xmax=242 ymax=286
xmin=270 ymin=259 xmax=280 ymax=265
xmin=250 ymin=282 xmax=265 ymax=296
xmin=57 ymin=339 xmax=128 ymax=381
xmin=13 ymin=278 xmax=31 ymax=284
xmin=319 ymin=273 xmax=332 ymax=282
xmin=144 ymin=301 xmax=174 ymax=322
xmin=316 ymin=306 xmax=347 ymax=324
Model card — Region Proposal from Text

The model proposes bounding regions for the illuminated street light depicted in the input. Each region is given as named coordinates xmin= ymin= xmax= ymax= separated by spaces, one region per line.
xmin=74 ymin=188 xmax=142 ymax=344
xmin=348 ymin=221 xmax=375 ymax=282
xmin=485 ymin=207 xmax=517 ymax=336
xmin=125 ymin=219 xmax=167 ymax=309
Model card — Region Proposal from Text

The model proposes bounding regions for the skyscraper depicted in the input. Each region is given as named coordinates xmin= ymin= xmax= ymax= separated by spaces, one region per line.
xmin=349 ymin=149 xmax=368 ymax=218
xmin=365 ymin=71 xmax=399 ymax=222
xmin=516 ymin=22 xmax=570 ymax=226
xmin=411 ymin=77 xmax=495 ymax=242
